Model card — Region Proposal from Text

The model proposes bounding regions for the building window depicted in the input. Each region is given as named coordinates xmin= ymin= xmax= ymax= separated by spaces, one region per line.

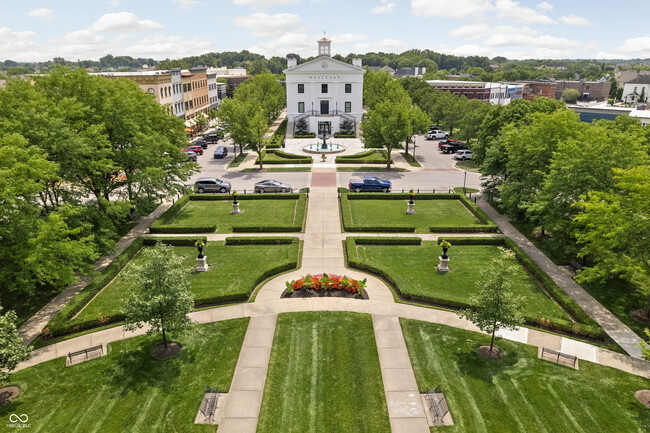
xmin=148 ymin=88 xmax=155 ymax=95
xmin=298 ymin=83 xmax=304 ymax=93
xmin=184 ymin=101 xmax=188 ymax=111
xmin=345 ymin=83 xmax=351 ymax=93
xmin=321 ymin=84 xmax=328 ymax=93
xmin=298 ymin=102 xmax=305 ymax=113
xmin=345 ymin=101 xmax=351 ymax=113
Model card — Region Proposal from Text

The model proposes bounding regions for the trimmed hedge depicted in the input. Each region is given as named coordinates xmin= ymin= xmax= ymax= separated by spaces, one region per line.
xmin=294 ymin=133 xmax=316 ymax=138
xmin=266 ymin=118 xmax=287 ymax=149
xmin=336 ymin=149 xmax=392 ymax=164
xmin=428 ymin=226 xmax=498 ymax=233
xmin=149 ymin=225 xmax=217 ymax=234
xmin=189 ymin=193 xmax=301 ymax=201
xmin=157 ymin=195 xmax=190 ymax=224
xmin=256 ymin=149 xmax=312 ymax=165
xmin=334 ymin=133 xmax=356 ymax=138
xmin=143 ymin=237 xmax=209 ymax=246
xmin=232 ymin=226 xmax=302 ymax=233
xmin=44 ymin=236 xmax=208 ymax=338
xmin=225 ymin=237 xmax=296 ymax=245
xmin=345 ymin=236 xmax=605 ymax=340
xmin=353 ymin=237 xmax=422 ymax=245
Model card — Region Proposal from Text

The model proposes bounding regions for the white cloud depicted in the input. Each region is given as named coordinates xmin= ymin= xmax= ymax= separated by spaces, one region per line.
xmin=89 ymin=12 xmax=163 ymax=32
xmin=432 ymin=42 xmax=582 ymax=60
xmin=233 ymin=0 xmax=300 ymax=9
xmin=27 ymin=8 xmax=54 ymax=20
xmin=495 ymin=0 xmax=556 ymax=25
xmin=536 ymin=1 xmax=552 ymax=10
xmin=559 ymin=14 xmax=591 ymax=26
xmin=354 ymin=38 xmax=408 ymax=53
xmin=233 ymin=13 xmax=305 ymax=38
xmin=122 ymin=35 xmax=215 ymax=58
xmin=410 ymin=0 xmax=492 ymax=18
xmin=59 ymin=30 xmax=105 ymax=45
xmin=247 ymin=32 xmax=373 ymax=57
xmin=485 ymin=33 xmax=581 ymax=49
xmin=0 ymin=27 xmax=39 ymax=61
xmin=371 ymin=0 xmax=396 ymax=14
xmin=614 ymin=36 xmax=650 ymax=58
xmin=173 ymin=0 xmax=201 ymax=9
xmin=449 ymin=24 xmax=539 ymax=40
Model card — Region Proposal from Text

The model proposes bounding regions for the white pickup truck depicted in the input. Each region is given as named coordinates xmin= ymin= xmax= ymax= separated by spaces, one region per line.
xmin=425 ymin=130 xmax=449 ymax=140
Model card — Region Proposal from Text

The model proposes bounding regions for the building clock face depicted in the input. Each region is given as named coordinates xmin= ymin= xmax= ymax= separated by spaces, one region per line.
xmin=321 ymin=61 xmax=328 ymax=69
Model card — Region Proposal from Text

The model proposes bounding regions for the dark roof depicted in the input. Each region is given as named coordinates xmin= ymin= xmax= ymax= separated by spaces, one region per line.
xmin=628 ymin=75 xmax=650 ymax=84
xmin=368 ymin=66 xmax=381 ymax=72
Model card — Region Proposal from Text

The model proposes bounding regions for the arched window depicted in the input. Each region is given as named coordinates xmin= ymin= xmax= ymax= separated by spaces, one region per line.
xmin=148 ymin=88 xmax=155 ymax=95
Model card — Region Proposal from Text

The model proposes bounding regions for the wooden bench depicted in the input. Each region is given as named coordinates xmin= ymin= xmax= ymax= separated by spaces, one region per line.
xmin=67 ymin=344 xmax=104 ymax=366
xmin=569 ymin=259 xmax=584 ymax=272
xmin=540 ymin=347 xmax=578 ymax=370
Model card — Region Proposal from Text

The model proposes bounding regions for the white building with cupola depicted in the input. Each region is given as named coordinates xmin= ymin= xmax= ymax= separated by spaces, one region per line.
xmin=284 ymin=37 xmax=365 ymax=138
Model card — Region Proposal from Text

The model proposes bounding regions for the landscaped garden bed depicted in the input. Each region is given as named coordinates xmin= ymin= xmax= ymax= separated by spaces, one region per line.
xmin=257 ymin=312 xmax=390 ymax=433
xmin=282 ymin=273 xmax=368 ymax=299
xmin=150 ymin=193 xmax=308 ymax=233
xmin=401 ymin=318 xmax=650 ymax=432
xmin=1 ymin=319 xmax=249 ymax=432
xmin=335 ymin=149 xmax=392 ymax=164
xmin=345 ymin=236 xmax=605 ymax=340
xmin=340 ymin=188 xmax=497 ymax=233
xmin=255 ymin=149 xmax=311 ymax=165
xmin=42 ymin=237 xmax=300 ymax=339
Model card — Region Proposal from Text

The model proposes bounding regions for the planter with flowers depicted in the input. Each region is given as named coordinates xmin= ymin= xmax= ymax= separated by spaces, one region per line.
xmin=194 ymin=240 xmax=209 ymax=272
xmin=283 ymin=273 xmax=369 ymax=299
xmin=406 ymin=188 xmax=416 ymax=214
xmin=230 ymin=191 xmax=242 ymax=214
xmin=436 ymin=239 xmax=451 ymax=273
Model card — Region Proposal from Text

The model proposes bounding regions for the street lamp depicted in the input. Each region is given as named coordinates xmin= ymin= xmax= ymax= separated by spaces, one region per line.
xmin=463 ymin=170 xmax=467 ymax=194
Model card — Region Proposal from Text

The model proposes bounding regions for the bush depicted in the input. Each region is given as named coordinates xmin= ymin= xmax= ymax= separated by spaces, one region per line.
xmin=142 ymin=237 xmax=208 ymax=247
xmin=334 ymin=133 xmax=356 ymax=138
xmin=189 ymin=193 xmax=301 ymax=200
xmin=267 ymin=118 xmax=288 ymax=149
xmin=294 ymin=133 xmax=315 ymax=138
xmin=256 ymin=149 xmax=311 ymax=165
xmin=336 ymin=149 xmax=392 ymax=164
xmin=428 ymin=226 xmax=498 ymax=233
xmin=231 ymin=226 xmax=302 ymax=233
xmin=149 ymin=225 xmax=217 ymax=234
xmin=352 ymin=237 xmax=422 ymax=245
xmin=225 ymin=237 xmax=296 ymax=245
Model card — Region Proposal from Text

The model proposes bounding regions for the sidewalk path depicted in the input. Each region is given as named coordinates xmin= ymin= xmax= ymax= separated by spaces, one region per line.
xmin=477 ymin=200 xmax=644 ymax=359
xmin=17 ymin=202 xmax=172 ymax=345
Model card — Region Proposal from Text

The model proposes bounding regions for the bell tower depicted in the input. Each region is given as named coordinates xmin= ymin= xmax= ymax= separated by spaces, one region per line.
xmin=317 ymin=37 xmax=331 ymax=57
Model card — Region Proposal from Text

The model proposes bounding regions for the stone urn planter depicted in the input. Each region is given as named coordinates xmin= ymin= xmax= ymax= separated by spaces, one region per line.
xmin=406 ymin=189 xmax=416 ymax=215
xmin=230 ymin=191 xmax=241 ymax=214
xmin=195 ymin=240 xmax=209 ymax=272
xmin=436 ymin=240 xmax=451 ymax=273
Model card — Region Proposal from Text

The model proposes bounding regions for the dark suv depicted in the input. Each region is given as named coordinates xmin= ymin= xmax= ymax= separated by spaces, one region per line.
xmin=194 ymin=138 xmax=208 ymax=149
xmin=203 ymin=132 xmax=220 ymax=144
xmin=194 ymin=177 xmax=231 ymax=194
xmin=213 ymin=146 xmax=228 ymax=159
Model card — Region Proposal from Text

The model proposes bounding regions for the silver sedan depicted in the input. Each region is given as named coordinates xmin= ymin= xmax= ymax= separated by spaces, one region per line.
xmin=254 ymin=179 xmax=293 ymax=193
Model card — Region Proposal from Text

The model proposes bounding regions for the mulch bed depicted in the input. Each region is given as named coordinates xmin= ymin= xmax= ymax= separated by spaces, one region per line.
xmin=281 ymin=289 xmax=369 ymax=300
xmin=152 ymin=342 xmax=182 ymax=360
xmin=636 ymin=390 xmax=650 ymax=409
xmin=477 ymin=345 xmax=503 ymax=360
xmin=0 ymin=386 xmax=20 ymax=407
xmin=630 ymin=310 xmax=650 ymax=325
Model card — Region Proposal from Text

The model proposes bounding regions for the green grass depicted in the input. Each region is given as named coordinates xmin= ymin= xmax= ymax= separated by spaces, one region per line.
xmin=73 ymin=242 xmax=299 ymax=324
xmin=227 ymin=152 xmax=248 ymax=168
xmin=257 ymin=312 xmax=390 ymax=433
xmin=1 ymin=318 xmax=249 ymax=433
xmin=509 ymin=220 xmax=572 ymax=265
xmin=401 ymin=319 xmax=650 ymax=433
xmin=162 ymin=197 xmax=306 ymax=232
xmin=336 ymin=149 xmax=392 ymax=164
xmin=453 ymin=187 xmax=479 ymax=194
xmin=242 ymin=167 xmax=311 ymax=172
xmin=455 ymin=159 xmax=481 ymax=172
xmin=345 ymin=198 xmax=482 ymax=233
xmin=337 ymin=166 xmax=408 ymax=172
xmin=256 ymin=150 xmax=311 ymax=165
xmin=400 ymin=152 xmax=421 ymax=167
xmin=355 ymin=242 xmax=570 ymax=322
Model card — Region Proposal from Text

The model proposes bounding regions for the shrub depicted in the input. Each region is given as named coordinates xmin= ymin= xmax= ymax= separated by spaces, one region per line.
xmin=294 ymin=133 xmax=316 ymax=138
xmin=256 ymin=149 xmax=311 ymax=165
xmin=149 ymin=225 xmax=217 ymax=234
xmin=336 ymin=149 xmax=392 ymax=164
xmin=189 ymin=193 xmax=301 ymax=201
xmin=225 ymin=237 xmax=296 ymax=245
xmin=334 ymin=133 xmax=356 ymax=138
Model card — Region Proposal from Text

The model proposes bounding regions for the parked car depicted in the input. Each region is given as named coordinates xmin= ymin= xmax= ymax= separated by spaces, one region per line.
xmin=438 ymin=139 xmax=465 ymax=151
xmin=194 ymin=138 xmax=208 ymax=149
xmin=348 ymin=176 xmax=392 ymax=193
xmin=429 ymin=125 xmax=441 ymax=131
xmin=203 ymin=132 xmax=221 ymax=143
xmin=182 ymin=150 xmax=197 ymax=162
xmin=254 ymin=179 xmax=293 ymax=193
xmin=425 ymin=130 xmax=449 ymax=140
xmin=185 ymin=145 xmax=204 ymax=155
xmin=194 ymin=177 xmax=231 ymax=193
xmin=213 ymin=146 xmax=228 ymax=159
xmin=454 ymin=149 xmax=473 ymax=160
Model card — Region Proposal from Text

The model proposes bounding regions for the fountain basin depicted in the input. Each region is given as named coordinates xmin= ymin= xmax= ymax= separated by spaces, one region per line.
xmin=303 ymin=143 xmax=346 ymax=154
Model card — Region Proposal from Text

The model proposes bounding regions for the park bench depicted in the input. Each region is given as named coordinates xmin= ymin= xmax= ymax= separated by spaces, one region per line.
xmin=540 ymin=347 xmax=579 ymax=370
xmin=569 ymin=259 xmax=584 ymax=272
xmin=198 ymin=386 xmax=220 ymax=423
xmin=426 ymin=386 xmax=450 ymax=424
xmin=67 ymin=344 xmax=104 ymax=366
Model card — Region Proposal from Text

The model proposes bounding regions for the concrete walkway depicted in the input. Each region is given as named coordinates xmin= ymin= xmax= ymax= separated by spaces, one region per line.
xmin=218 ymin=315 xmax=277 ymax=433
xmin=477 ymin=201 xmax=644 ymax=359
xmin=18 ymin=202 xmax=172 ymax=345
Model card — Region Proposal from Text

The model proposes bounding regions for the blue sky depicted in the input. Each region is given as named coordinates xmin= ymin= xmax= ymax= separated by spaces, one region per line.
xmin=1 ymin=0 xmax=649 ymax=62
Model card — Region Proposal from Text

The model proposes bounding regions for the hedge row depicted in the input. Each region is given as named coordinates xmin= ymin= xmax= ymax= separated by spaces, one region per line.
xmin=189 ymin=193 xmax=301 ymax=201
xmin=336 ymin=149 xmax=392 ymax=164
xmin=334 ymin=133 xmax=355 ymax=138
xmin=352 ymin=237 xmax=422 ymax=245
xmin=256 ymin=149 xmax=312 ymax=165
xmin=44 ymin=236 xmax=208 ymax=338
xmin=294 ymin=133 xmax=316 ymax=138
xmin=344 ymin=236 xmax=605 ymax=340
xmin=149 ymin=225 xmax=217 ymax=234
xmin=267 ymin=118 xmax=287 ymax=149
xmin=428 ymin=226 xmax=498 ymax=233
xmin=232 ymin=226 xmax=301 ymax=233
xmin=142 ymin=237 xmax=208 ymax=246
xmin=225 ymin=237 xmax=297 ymax=245
xmin=156 ymin=195 xmax=190 ymax=224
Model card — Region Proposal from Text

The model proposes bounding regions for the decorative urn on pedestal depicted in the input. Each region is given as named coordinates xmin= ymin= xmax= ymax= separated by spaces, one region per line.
xmin=436 ymin=240 xmax=451 ymax=273
xmin=230 ymin=191 xmax=241 ymax=214
xmin=195 ymin=240 xmax=209 ymax=272
xmin=406 ymin=188 xmax=416 ymax=214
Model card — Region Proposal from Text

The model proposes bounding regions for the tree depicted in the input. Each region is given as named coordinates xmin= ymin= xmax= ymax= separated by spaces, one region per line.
xmin=562 ymin=88 xmax=581 ymax=103
xmin=194 ymin=112 xmax=208 ymax=132
xmin=573 ymin=166 xmax=650 ymax=317
xmin=361 ymin=99 xmax=411 ymax=169
xmin=121 ymin=243 xmax=195 ymax=351
xmin=440 ymin=92 xmax=466 ymax=136
xmin=457 ymin=248 xmax=525 ymax=353
xmin=233 ymin=73 xmax=285 ymax=124
xmin=0 ymin=307 xmax=31 ymax=382
xmin=641 ymin=329 xmax=650 ymax=361
xmin=363 ymin=69 xmax=393 ymax=109
xmin=218 ymin=98 xmax=269 ymax=169
xmin=340 ymin=119 xmax=354 ymax=134
xmin=639 ymin=87 xmax=647 ymax=103
xmin=403 ymin=104 xmax=429 ymax=155
xmin=295 ymin=118 xmax=309 ymax=134
xmin=207 ymin=109 xmax=218 ymax=126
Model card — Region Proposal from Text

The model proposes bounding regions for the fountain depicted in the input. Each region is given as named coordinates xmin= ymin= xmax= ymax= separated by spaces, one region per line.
xmin=303 ymin=130 xmax=346 ymax=154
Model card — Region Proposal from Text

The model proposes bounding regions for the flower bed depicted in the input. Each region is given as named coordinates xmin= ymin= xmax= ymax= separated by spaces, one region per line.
xmin=284 ymin=273 xmax=368 ymax=298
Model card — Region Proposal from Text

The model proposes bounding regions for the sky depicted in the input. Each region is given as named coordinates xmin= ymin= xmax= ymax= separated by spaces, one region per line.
xmin=1 ymin=0 xmax=650 ymax=63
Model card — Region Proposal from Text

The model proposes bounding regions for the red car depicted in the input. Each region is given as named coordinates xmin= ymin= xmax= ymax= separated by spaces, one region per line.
xmin=438 ymin=139 xmax=460 ymax=150
xmin=185 ymin=145 xmax=203 ymax=155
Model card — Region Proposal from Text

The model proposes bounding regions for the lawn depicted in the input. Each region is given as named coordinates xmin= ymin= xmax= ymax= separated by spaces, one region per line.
xmin=1 ymin=318 xmax=249 ymax=433
xmin=257 ymin=312 xmax=391 ymax=433
xmin=354 ymin=242 xmax=570 ymax=322
xmin=73 ymin=242 xmax=299 ymax=324
xmin=455 ymin=159 xmax=480 ymax=173
xmin=401 ymin=319 xmax=650 ymax=433
xmin=336 ymin=149 xmax=392 ymax=164
xmin=227 ymin=152 xmax=248 ymax=168
xmin=344 ymin=198 xmax=482 ymax=233
xmin=160 ymin=196 xmax=307 ymax=232
xmin=400 ymin=152 xmax=421 ymax=167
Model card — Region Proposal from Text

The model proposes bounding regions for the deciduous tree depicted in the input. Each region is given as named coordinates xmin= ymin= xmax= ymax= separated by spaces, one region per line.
xmin=0 ymin=307 xmax=31 ymax=382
